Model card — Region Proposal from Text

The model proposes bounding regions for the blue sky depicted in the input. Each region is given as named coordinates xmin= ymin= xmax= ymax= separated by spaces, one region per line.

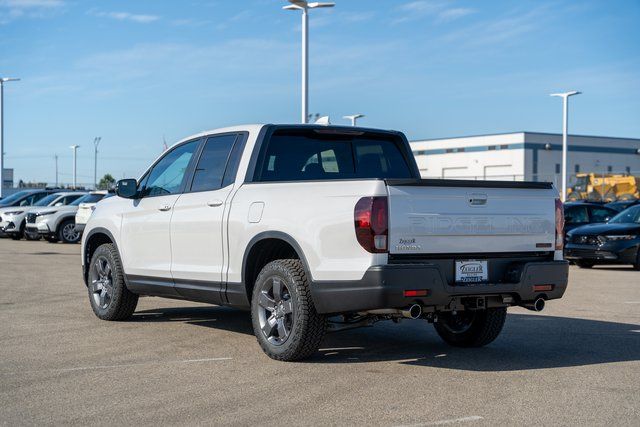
xmin=1 ymin=0 xmax=639 ymax=185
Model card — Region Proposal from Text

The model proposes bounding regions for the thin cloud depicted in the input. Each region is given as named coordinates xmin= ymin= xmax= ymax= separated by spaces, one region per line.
xmin=0 ymin=0 xmax=64 ymax=23
xmin=393 ymin=0 xmax=474 ymax=25
xmin=92 ymin=10 xmax=160 ymax=24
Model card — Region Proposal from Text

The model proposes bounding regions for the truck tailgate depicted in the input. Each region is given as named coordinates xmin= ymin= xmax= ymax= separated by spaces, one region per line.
xmin=386 ymin=179 xmax=557 ymax=255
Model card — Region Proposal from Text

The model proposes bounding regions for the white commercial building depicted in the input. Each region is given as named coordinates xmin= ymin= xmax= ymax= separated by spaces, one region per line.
xmin=410 ymin=132 xmax=640 ymax=187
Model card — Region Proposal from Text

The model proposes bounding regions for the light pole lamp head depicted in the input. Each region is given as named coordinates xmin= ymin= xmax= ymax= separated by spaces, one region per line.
xmin=550 ymin=91 xmax=581 ymax=98
xmin=283 ymin=1 xmax=334 ymax=10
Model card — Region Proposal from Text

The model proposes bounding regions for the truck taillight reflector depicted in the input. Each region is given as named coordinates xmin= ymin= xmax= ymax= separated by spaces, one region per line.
xmin=354 ymin=196 xmax=388 ymax=253
xmin=533 ymin=285 xmax=554 ymax=292
xmin=404 ymin=290 xmax=428 ymax=297
xmin=555 ymin=198 xmax=564 ymax=250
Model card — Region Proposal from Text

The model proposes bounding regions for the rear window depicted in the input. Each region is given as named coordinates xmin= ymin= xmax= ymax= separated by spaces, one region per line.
xmin=255 ymin=129 xmax=413 ymax=182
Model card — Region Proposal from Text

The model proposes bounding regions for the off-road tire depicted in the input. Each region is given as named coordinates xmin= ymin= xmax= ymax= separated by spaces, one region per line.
xmin=434 ymin=307 xmax=507 ymax=348
xmin=88 ymin=243 xmax=138 ymax=321
xmin=576 ymin=260 xmax=595 ymax=269
xmin=251 ymin=259 xmax=326 ymax=361
xmin=58 ymin=219 xmax=81 ymax=243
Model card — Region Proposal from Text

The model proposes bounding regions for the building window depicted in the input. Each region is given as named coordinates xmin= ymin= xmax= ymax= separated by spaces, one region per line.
xmin=457 ymin=147 xmax=465 ymax=152
xmin=626 ymin=166 xmax=631 ymax=174
xmin=607 ymin=165 xmax=613 ymax=172
xmin=500 ymin=144 xmax=509 ymax=149
xmin=488 ymin=145 xmax=496 ymax=150
xmin=555 ymin=164 xmax=561 ymax=174
xmin=575 ymin=164 xmax=580 ymax=173
xmin=445 ymin=149 xmax=454 ymax=153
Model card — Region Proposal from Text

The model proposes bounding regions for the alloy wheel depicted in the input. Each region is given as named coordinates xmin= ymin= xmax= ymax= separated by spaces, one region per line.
xmin=91 ymin=256 xmax=114 ymax=309
xmin=257 ymin=276 xmax=294 ymax=346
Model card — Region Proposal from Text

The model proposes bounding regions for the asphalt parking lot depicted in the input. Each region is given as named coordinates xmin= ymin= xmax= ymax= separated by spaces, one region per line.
xmin=1 ymin=239 xmax=638 ymax=426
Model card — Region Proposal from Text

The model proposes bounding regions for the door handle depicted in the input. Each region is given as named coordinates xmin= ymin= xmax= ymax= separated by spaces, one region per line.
xmin=207 ymin=200 xmax=224 ymax=207
xmin=158 ymin=204 xmax=172 ymax=212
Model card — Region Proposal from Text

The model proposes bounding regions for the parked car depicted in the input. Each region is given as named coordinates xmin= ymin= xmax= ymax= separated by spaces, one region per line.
xmin=81 ymin=124 xmax=568 ymax=361
xmin=563 ymin=202 xmax=619 ymax=233
xmin=74 ymin=191 xmax=114 ymax=235
xmin=605 ymin=199 xmax=640 ymax=212
xmin=0 ymin=192 xmax=86 ymax=240
xmin=0 ymin=189 xmax=63 ymax=237
xmin=565 ymin=205 xmax=640 ymax=269
xmin=25 ymin=191 xmax=100 ymax=243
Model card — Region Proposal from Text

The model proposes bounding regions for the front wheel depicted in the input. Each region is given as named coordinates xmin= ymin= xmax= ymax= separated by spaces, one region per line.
xmin=251 ymin=259 xmax=326 ymax=361
xmin=88 ymin=243 xmax=138 ymax=320
xmin=434 ymin=307 xmax=507 ymax=347
xmin=58 ymin=219 xmax=81 ymax=243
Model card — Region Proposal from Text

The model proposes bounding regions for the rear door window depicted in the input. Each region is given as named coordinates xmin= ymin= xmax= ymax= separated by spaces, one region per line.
xmin=256 ymin=129 xmax=413 ymax=182
xmin=190 ymin=134 xmax=239 ymax=192
xmin=564 ymin=206 xmax=588 ymax=224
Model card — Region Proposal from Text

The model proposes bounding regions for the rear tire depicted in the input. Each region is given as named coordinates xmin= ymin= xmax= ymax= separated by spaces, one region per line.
xmin=576 ymin=260 xmax=595 ymax=269
xmin=251 ymin=259 xmax=326 ymax=361
xmin=58 ymin=219 xmax=81 ymax=243
xmin=434 ymin=307 xmax=507 ymax=347
xmin=633 ymin=249 xmax=640 ymax=271
xmin=88 ymin=243 xmax=138 ymax=321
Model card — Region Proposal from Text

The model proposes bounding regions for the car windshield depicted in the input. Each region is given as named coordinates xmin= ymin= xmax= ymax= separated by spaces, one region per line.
xmin=71 ymin=193 xmax=104 ymax=206
xmin=34 ymin=194 xmax=60 ymax=207
xmin=0 ymin=191 xmax=32 ymax=206
xmin=608 ymin=206 xmax=640 ymax=224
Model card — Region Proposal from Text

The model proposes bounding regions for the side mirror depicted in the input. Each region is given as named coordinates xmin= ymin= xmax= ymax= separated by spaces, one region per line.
xmin=116 ymin=179 xmax=139 ymax=199
xmin=54 ymin=202 xmax=63 ymax=207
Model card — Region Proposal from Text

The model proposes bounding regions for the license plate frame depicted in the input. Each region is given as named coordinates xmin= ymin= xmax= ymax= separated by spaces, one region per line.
xmin=455 ymin=260 xmax=488 ymax=284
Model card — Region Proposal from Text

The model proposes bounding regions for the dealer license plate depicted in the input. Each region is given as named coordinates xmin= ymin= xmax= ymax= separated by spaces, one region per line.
xmin=455 ymin=260 xmax=488 ymax=283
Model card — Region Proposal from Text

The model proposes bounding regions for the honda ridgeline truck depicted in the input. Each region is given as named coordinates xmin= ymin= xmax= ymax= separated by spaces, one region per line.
xmin=81 ymin=124 xmax=569 ymax=361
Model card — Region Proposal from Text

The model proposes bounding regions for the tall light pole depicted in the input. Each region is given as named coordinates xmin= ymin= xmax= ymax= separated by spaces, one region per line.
xmin=283 ymin=1 xmax=335 ymax=124
xmin=93 ymin=136 xmax=102 ymax=189
xmin=54 ymin=154 xmax=58 ymax=187
xmin=343 ymin=114 xmax=365 ymax=126
xmin=70 ymin=145 xmax=80 ymax=189
xmin=0 ymin=77 xmax=20 ymax=198
xmin=550 ymin=91 xmax=581 ymax=201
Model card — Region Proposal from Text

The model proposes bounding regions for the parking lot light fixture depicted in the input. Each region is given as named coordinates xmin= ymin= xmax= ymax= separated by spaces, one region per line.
xmin=344 ymin=114 xmax=365 ymax=126
xmin=283 ymin=0 xmax=335 ymax=124
xmin=0 ymin=77 xmax=20 ymax=199
xmin=550 ymin=90 xmax=581 ymax=201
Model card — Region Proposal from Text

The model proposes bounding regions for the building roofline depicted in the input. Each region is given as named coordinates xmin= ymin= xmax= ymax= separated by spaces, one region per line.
xmin=411 ymin=131 xmax=640 ymax=143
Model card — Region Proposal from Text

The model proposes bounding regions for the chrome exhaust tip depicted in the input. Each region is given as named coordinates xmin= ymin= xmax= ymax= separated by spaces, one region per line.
xmin=521 ymin=297 xmax=545 ymax=312
xmin=402 ymin=304 xmax=423 ymax=319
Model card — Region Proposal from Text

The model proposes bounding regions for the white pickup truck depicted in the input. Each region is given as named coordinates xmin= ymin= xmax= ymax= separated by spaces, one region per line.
xmin=81 ymin=124 xmax=568 ymax=361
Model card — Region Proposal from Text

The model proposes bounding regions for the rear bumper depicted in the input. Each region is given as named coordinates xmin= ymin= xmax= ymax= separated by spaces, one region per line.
xmin=311 ymin=261 xmax=569 ymax=314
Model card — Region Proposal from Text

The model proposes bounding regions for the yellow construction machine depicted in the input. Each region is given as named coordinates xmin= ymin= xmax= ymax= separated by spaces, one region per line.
xmin=567 ymin=173 xmax=639 ymax=202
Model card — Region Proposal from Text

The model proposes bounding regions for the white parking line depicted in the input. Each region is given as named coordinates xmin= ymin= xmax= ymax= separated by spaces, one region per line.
xmin=397 ymin=415 xmax=484 ymax=426
xmin=624 ymin=301 xmax=640 ymax=304
xmin=8 ymin=357 xmax=232 ymax=374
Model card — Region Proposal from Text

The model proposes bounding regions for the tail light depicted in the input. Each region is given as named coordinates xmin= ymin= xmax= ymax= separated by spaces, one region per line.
xmin=555 ymin=198 xmax=564 ymax=250
xmin=354 ymin=196 xmax=388 ymax=253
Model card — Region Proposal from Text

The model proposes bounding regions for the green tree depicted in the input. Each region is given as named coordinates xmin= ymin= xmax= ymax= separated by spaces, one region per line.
xmin=98 ymin=174 xmax=116 ymax=190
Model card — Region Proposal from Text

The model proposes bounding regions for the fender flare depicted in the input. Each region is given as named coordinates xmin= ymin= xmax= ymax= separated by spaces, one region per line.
xmin=241 ymin=231 xmax=313 ymax=285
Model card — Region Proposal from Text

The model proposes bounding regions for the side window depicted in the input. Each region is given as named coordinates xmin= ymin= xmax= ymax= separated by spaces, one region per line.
xmin=564 ymin=206 xmax=588 ymax=224
xmin=63 ymin=195 xmax=82 ymax=204
xmin=141 ymin=140 xmax=199 ymax=197
xmin=190 ymin=134 xmax=238 ymax=192
xmin=590 ymin=207 xmax=614 ymax=223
